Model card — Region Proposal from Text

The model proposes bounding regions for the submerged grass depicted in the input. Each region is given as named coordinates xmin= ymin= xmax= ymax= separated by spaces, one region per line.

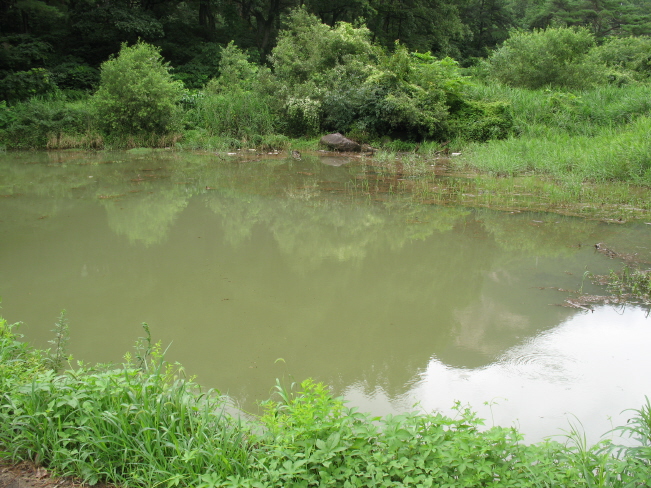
xmin=604 ymin=265 xmax=651 ymax=304
xmin=1 ymin=317 xmax=651 ymax=487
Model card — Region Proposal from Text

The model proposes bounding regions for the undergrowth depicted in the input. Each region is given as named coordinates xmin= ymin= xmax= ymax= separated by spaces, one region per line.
xmin=1 ymin=317 xmax=650 ymax=487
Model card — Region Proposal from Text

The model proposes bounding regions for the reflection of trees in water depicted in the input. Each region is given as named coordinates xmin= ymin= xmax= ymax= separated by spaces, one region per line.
xmin=2 ymin=151 xmax=634 ymax=406
xmin=204 ymin=189 xmax=472 ymax=271
xmin=103 ymin=192 xmax=189 ymax=246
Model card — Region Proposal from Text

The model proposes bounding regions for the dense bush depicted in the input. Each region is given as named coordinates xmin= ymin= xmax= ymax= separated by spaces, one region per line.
xmin=184 ymin=42 xmax=276 ymax=142
xmin=0 ymin=94 xmax=96 ymax=149
xmin=49 ymin=62 xmax=100 ymax=91
xmin=447 ymin=98 xmax=514 ymax=142
xmin=589 ymin=36 xmax=651 ymax=84
xmin=268 ymin=11 xmax=510 ymax=142
xmin=209 ymin=41 xmax=260 ymax=92
xmin=270 ymin=8 xmax=378 ymax=86
xmin=0 ymin=68 xmax=56 ymax=103
xmin=268 ymin=8 xmax=378 ymax=136
xmin=93 ymin=41 xmax=185 ymax=135
xmin=486 ymin=27 xmax=604 ymax=90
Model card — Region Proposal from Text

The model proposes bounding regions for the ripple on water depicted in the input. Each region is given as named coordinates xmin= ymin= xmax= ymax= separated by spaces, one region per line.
xmin=498 ymin=334 xmax=579 ymax=383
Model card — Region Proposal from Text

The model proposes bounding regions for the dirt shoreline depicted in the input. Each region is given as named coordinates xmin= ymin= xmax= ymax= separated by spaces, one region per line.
xmin=0 ymin=461 xmax=110 ymax=488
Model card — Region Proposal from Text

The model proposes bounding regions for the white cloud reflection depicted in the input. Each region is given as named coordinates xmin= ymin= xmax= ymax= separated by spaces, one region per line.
xmin=344 ymin=305 xmax=651 ymax=444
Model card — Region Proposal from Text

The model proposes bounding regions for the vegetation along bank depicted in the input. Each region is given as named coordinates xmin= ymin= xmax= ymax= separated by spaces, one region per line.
xmin=2 ymin=3 xmax=651 ymax=215
xmin=1 ymin=316 xmax=651 ymax=487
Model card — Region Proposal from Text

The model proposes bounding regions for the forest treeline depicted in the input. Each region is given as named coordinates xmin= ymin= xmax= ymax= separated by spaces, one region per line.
xmin=0 ymin=0 xmax=651 ymax=156
xmin=2 ymin=0 xmax=650 ymax=94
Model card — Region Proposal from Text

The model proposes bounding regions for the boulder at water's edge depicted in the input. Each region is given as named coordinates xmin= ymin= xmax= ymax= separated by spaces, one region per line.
xmin=320 ymin=133 xmax=362 ymax=152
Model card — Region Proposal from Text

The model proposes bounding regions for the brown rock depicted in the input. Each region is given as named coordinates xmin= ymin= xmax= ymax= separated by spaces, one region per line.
xmin=319 ymin=133 xmax=362 ymax=152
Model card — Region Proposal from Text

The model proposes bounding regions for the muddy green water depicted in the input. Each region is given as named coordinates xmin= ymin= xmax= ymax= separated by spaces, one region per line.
xmin=1 ymin=149 xmax=650 ymax=443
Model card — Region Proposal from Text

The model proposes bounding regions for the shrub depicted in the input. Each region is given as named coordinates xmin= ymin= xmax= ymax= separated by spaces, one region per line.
xmin=0 ymin=68 xmax=56 ymax=103
xmin=487 ymin=27 xmax=605 ymax=90
xmin=49 ymin=62 xmax=100 ymax=91
xmin=588 ymin=36 xmax=651 ymax=84
xmin=447 ymin=98 xmax=514 ymax=142
xmin=0 ymin=318 xmax=47 ymax=395
xmin=93 ymin=41 xmax=185 ymax=135
xmin=270 ymin=8 xmax=378 ymax=86
xmin=208 ymin=41 xmax=259 ymax=92
xmin=353 ymin=46 xmax=467 ymax=140
xmin=0 ymin=94 xmax=96 ymax=149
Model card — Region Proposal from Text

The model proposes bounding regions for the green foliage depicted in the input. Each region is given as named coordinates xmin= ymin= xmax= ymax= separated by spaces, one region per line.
xmin=0 ymin=94 xmax=96 ymax=149
xmin=588 ymin=36 xmax=651 ymax=84
xmin=254 ymin=380 xmax=585 ymax=487
xmin=0 ymin=318 xmax=47 ymax=395
xmin=487 ymin=27 xmax=604 ymax=89
xmin=49 ymin=62 xmax=100 ymax=91
xmin=459 ymin=82 xmax=651 ymax=183
xmin=447 ymin=98 xmax=514 ymax=142
xmin=353 ymin=47 xmax=477 ymax=140
xmin=462 ymin=115 xmax=651 ymax=182
xmin=46 ymin=310 xmax=70 ymax=373
xmin=0 ymin=34 xmax=52 ymax=71
xmin=186 ymin=90 xmax=275 ymax=141
xmin=209 ymin=41 xmax=259 ymax=92
xmin=186 ymin=42 xmax=277 ymax=142
xmin=531 ymin=0 xmax=651 ymax=38
xmin=0 ymin=68 xmax=56 ymax=103
xmin=270 ymin=14 xmax=483 ymax=141
xmin=606 ymin=265 xmax=651 ymax=303
xmin=93 ymin=42 xmax=185 ymax=136
xmin=269 ymin=8 xmax=379 ymax=136
xmin=615 ymin=397 xmax=651 ymax=469
xmin=2 ymin=321 xmax=651 ymax=487
xmin=271 ymin=8 xmax=378 ymax=86
xmin=0 ymin=325 xmax=251 ymax=486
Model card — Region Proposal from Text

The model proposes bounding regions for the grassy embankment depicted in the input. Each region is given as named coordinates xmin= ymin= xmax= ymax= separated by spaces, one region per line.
xmin=1 ymin=316 xmax=651 ymax=488
xmin=353 ymin=82 xmax=651 ymax=221
xmin=3 ymin=81 xmax=650 ymax=221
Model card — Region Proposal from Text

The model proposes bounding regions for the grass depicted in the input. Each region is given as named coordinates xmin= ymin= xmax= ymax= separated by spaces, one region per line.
xmin=1 ymin=317 xmax=651 ymax=487
xmin=603 ymin=265 xmax=651 ymax=304
xmin=456 ymin=83 xmax=651 ymax=184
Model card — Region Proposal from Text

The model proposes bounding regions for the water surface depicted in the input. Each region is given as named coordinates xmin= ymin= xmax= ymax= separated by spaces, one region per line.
xmin=1 ymin=149 xmax=649 ymax=443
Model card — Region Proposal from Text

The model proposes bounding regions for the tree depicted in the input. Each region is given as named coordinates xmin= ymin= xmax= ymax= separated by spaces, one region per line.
xmin=365 ymin=0 xmax=469 ymax=56
xmin=93 ymin=41 xmax=185 ymax=135
xmin=459 ymin=0 xmax=513 ymax=58
xmin=506 ymin=0 xmax=651 ymax=37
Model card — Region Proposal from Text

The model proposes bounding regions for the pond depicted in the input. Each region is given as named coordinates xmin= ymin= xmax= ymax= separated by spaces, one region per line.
xmin=1 ymin=149 xmax=650 ymax=444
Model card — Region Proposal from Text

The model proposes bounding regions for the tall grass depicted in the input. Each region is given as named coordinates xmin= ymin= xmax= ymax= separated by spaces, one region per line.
xmin=468 ymin=83 xmax=651 ymax=137
xmin=186 ymin=90 xmax=276 ymax=142
xmin=459 ymin=83 xmax=651 ymax=183
xmin=0 ymin=323 xmax=252 ymax=486
xmin=0 ymin=93 xmax=99 ymax=149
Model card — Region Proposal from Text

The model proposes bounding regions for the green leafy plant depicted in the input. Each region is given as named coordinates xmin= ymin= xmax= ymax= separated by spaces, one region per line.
xmin=0 ymin=68 xmax=56 ymax=103
xmin=93 ymin=41 xmax=185 ymax=136
xmin=46 ymin=310 xmax=69 ymax=372
xmin=606 ymin=265 xmax=651 ymax=303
